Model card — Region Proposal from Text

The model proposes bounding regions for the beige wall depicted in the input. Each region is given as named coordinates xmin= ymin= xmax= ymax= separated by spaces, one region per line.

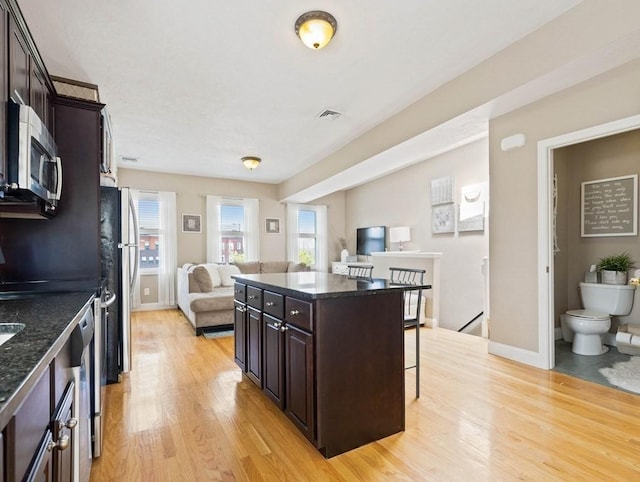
xmin=490 ymin=59 xmax=640 ymax=351
xmin=119 ymin=169 xmax=285 ymax=266
xmin=118 ymin=168 xmax=346 ymax=272
xmin=139 ymin=274 xmax=159 ymax=304
xmin=345 ymin=139 xmax=489 ymax=330
xmin=555 ymin=130 xmax=640 ymax=331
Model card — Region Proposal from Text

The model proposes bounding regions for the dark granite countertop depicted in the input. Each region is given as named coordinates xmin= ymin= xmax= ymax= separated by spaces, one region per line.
xmin=0 ymin=290 xmax=95 ymax=429
xmin=232 ymin=272 xmax=431 ymax=300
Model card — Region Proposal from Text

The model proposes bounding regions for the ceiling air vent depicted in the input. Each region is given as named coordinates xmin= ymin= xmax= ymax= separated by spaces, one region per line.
xmin=317 ymin=109 xmax=342 ymax=121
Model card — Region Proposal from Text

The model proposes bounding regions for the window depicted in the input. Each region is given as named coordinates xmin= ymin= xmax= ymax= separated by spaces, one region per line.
xmin=286 ymin=203 xmax=328 ymax=271
xmin=206 ymin=196 xmax=259 ymax=263
xmin=137 ymin=192 xmax=161 ymax=272
xmin=130 ymin=189 xmax=177 ymax=308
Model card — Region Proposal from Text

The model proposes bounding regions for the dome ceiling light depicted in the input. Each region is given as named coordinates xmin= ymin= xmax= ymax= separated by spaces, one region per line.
xmin=295 ymin=11 xmax=337 ymax=50
xmin=241 ymin=156 xmax=261 ymax=170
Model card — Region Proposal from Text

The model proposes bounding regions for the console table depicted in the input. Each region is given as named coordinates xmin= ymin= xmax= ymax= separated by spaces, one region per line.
xmin=231 ymin=272 xmax=430 ymax=457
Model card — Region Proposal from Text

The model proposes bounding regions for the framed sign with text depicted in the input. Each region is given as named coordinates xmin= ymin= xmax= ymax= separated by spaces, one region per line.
xmin=581 ymin=174 xmax=637 ymax=237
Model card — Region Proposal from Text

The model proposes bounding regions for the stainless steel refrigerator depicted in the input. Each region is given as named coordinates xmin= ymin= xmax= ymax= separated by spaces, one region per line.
xmin=100 ymin=186 xmax=138 ymax=381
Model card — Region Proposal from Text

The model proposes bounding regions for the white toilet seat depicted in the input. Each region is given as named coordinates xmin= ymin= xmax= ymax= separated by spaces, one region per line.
xmin=566 ymin=309 xmax=609 ymax=321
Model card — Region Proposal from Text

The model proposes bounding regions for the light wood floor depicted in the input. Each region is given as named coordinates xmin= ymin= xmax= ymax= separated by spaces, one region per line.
xmin=90 ymin=309 xmax=640 ymax=481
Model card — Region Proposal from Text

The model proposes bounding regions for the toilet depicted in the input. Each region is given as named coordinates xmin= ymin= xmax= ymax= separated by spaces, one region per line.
xmin=564 ymin=282 xmax=636 ymax=356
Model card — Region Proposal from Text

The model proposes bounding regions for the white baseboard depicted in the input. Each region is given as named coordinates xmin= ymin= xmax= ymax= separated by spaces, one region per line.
xmin=133 ymin=303 xmax=176 ymax=312
xmin=488 ymin=341 xmax=549 ymax=370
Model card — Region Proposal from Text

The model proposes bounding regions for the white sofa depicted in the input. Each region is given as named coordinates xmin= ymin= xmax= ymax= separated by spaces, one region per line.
xmin=177 ymin=263 xmax=239 ymax=335
xmin=177 ymin=261 xmax=310 ymax=335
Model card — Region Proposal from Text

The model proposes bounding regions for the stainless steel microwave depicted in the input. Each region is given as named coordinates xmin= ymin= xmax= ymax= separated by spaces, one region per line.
xmin=4 ymin=102 xmax=62 ymax=212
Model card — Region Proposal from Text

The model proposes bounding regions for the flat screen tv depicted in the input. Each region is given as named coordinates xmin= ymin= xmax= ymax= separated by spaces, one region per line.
xmin=356 ymin=226 xmax=386 ymax=255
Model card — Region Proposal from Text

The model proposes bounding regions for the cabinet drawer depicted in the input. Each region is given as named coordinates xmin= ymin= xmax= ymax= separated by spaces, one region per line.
xmin=285 ymin=297 xmax=313 ymax=332
xmin=234 ymin=283 xmax=246 ymax=302
xmin=247 ymin=286 xmax=262 ymax=309
xmin=263 ymin=291 xmax=284 ymax=319
xmin=13 ymin=366 xmax=51 ymax=482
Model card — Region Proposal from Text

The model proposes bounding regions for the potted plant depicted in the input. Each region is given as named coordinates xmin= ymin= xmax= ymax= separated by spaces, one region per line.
xmin=597 ymin=252 xmax=635 ymax=285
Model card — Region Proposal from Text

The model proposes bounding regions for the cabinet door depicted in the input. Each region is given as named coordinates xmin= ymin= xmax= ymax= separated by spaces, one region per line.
xmin=0 ymin=0 xmax=7 ymax=184
xmin=52 ymin=382 xmax=75 ymax=482
xmin=8 ymin=14 xmax=29 ymax=105
xmin=233 ymin=301 xmax=247 ymax=371
xmin=285 ymin=325 xmax=314 ymax=442
xmin=246 ymin=307 xmax=262 ymax=387
xmin=30 ymin=64 xmax=47 ymax=124
xmin=23 ymin=430 xmax=53 ymax=482
xmin=263 ymin=315 xmax=284 ymax=409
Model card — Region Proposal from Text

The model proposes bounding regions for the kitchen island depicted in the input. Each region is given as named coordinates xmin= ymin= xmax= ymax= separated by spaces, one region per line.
xmin=232 ymin=271 xmax=430 ymax=458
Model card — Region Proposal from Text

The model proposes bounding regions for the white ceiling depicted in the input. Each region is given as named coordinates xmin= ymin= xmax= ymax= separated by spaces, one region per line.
xmin=17 ymin=0 xmax=582 ymax=185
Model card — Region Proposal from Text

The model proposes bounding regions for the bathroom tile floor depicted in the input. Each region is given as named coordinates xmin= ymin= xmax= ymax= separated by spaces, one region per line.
xmin=554 ymin=340 xmax=637 ymax=394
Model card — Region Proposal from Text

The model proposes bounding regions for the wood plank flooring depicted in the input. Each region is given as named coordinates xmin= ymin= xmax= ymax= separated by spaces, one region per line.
xmin=90 ymin=309 xmax=640 ymax=481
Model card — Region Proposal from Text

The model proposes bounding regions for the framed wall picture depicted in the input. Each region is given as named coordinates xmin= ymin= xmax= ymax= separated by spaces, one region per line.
xmin=581 ymin=174 xmax=637 ymax=237
xmin=182 ymin=214 xmax=201 ymax=233
xmin=432 ymin=204 xmax=455 ymax=234
xmin=265 ymin=217 xmax=280 ymax=234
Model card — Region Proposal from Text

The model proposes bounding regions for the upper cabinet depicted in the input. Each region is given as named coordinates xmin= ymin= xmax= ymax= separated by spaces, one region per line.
xmin=7 ymin=3 xmax=53 ymax=130
xmin=8 ymin=12 xmax=29 ymax=106
xmin=0 ymin=0 xmax=7 ymax=187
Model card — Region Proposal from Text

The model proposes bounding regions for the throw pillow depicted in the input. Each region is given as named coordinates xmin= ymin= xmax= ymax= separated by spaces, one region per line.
xmin=233 ymin=261 xmax=260 ymax=274
xmin=260 ymin=261 xmax=290 ymax=273
xmin=202 ymin=263 xmax=222 ymax=287
xmin=218 ymin=264 xmax=241 ymax=286
xmin=192 ymin=266 xmax=214 ymax=292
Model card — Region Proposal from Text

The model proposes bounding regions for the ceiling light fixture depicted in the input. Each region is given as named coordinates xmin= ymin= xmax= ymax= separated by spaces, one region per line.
xmin=295 ymin=10 xmax=337 ymax=50
xmin=241 ymin=156 xmax=261 ymax=170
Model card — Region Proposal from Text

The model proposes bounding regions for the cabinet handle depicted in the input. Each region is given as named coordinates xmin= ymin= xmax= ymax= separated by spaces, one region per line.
xmin=248 ymin=295 xmax=257 ymax=299
xmin=49 ymin=434 xmax=70 ymax=451
xmin=265 ymin=301 xmax=274 ymax=307
xmin=280 ymin=325 xmax=289 ymax=332
xmin=273 ymin=322 xmax=281 ymax=329
xmin=236 ymin=306 xmax=246 ymax=313
xmin=289 ymin=309 xmax=300 ymax=316
xmin=56 ymin=418 xmax=78 ymax=431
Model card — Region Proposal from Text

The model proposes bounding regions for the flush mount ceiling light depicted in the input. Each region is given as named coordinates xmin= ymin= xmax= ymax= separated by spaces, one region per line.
xmin=295 ymin=10 xmax=337 ymax=49
xmin=241 ymin=156 xmax=261 ymax=170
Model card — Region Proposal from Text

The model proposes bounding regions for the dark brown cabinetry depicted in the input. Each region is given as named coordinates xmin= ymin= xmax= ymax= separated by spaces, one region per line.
xmin=233 ymin=301 xmax=246 ymax=371
xmin=6 ymin=2 xmax=53 ymax=128
xmin=233 ymin=274 xmax=406 ymax=458
xmin=1 ymin=335 xmax=76 ymax=482
xmin=284 ymin=325 xmax=314 ymax=440
xmin=8 ymin=12 xmax=28 ymax=107
xmin=234 ymin=284 xmax=316 ymax=443
xmin=263 ymin=314 xmax=284 ymax=408
xmin=246 ymin=307 xmax=262 ymax=387
xmin=0 ymin=0 xmax=7 ymax=186
xmin=51 ymin=383 xmax=74 ymax=482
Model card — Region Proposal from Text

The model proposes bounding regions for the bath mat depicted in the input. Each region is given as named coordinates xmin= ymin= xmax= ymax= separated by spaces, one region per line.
xmin=202 ymin=329 xmax=234 ymax=339
xmin=599 ymin=357 xmax=640 ymax=394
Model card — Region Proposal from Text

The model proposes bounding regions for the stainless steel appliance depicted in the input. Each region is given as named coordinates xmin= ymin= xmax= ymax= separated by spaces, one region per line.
xmin=70 ymin=306 xmax=95 ymax=482
xmin=2 ymin=101 xmax=62 ymax=215
xmin=100 ymin=186 xmax=138 ymax=383
xmin=92 ymin=289 xmax=115 ymax=458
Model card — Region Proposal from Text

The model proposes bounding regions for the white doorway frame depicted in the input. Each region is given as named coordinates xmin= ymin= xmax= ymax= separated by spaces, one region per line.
xmin=537 ymin=114 xmax=640 ymax=370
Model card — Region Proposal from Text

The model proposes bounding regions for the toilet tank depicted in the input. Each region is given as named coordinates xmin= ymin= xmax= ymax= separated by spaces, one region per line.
xmin=579 ymin=282 xmax=636 ymax=315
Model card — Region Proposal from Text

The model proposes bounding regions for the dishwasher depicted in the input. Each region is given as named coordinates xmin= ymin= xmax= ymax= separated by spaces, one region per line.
xmin=70 ymin=306 xmax=95 ymax=482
